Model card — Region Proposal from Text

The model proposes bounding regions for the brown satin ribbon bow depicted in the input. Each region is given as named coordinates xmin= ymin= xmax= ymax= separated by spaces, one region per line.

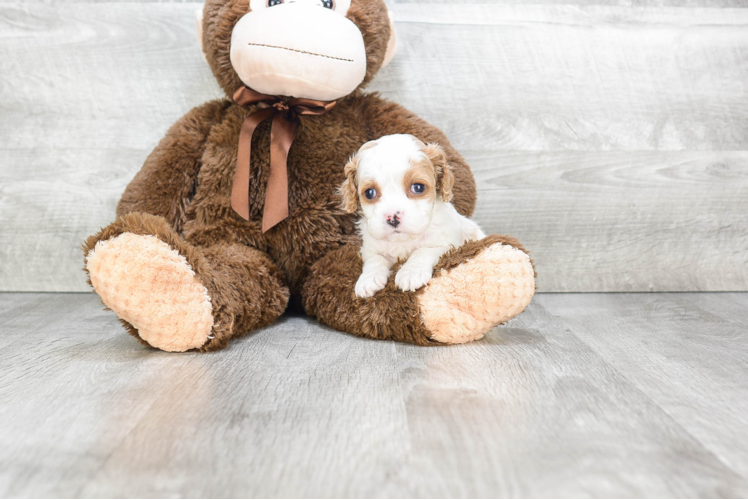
xmin=231 ymin=86 xmax=336 ymax=232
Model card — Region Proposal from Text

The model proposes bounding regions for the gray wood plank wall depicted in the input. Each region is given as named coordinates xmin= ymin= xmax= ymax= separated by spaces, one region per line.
xmin=1 ymin=1 xmax=746 ymax=292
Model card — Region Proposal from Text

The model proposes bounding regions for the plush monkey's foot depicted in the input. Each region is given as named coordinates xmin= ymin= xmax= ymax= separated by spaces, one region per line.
xmin=86 ymin=232 xmax=214 ymax=352
xmin=302 ymin=235 xmax=535 ymax=347
xmin=418 ymin=240 xmax=535 ymax=344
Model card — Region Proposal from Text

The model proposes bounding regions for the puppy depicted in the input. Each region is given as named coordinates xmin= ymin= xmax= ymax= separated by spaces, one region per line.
xmin=340 ymin=134 xmax=485 ymax=298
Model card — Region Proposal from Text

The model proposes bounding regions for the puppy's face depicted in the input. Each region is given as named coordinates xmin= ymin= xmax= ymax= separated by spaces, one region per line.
xmin=340 ymin=134 xmax=454 ymax=241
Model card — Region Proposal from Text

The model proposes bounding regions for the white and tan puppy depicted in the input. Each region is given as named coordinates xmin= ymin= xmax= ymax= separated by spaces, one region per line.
xmin=340 ymin=134 xmax=485 ymax=298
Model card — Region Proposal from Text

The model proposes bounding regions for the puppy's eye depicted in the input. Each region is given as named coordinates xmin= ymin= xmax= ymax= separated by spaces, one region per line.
xmin=364 ymin=188 xmax=377 ymax=200
xmin=267 ymin=0 xmax=283 ymax=6
xmin=321 ymin=0 xmax=335 ymax=8
xmin=411 ymin=183 xmax=426 ymax=194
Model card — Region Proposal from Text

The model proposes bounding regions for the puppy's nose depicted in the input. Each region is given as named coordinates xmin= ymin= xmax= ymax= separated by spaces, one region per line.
xmin=386 ymin=213 xmax=401 ymax=228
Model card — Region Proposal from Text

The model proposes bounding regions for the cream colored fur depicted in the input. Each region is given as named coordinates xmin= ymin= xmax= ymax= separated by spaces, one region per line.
xmin=199 ymin=3 xmax=397 ymax=94
xmin=419 ymin=244 xmax=535 ymax=344
xmin=381 ymin=10 xmax=397 ymax=68
xmin=86 ymin=233 xmax=214 ymax=352
xmin=196 ymin=9 xmax=206 ymax=61
xmin=230 ymin=2 xmax=367 ymax=100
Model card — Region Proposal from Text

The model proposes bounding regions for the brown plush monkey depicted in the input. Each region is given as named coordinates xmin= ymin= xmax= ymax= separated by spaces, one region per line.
xmin=83 ymin=0 xmax=536 ymax=352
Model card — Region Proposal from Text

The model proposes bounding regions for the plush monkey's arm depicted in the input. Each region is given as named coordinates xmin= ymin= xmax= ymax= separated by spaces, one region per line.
xmin=360 ymin=94 xmax=477 ymax=217
xmin=116 ymin=99 xmax=231 ymax=232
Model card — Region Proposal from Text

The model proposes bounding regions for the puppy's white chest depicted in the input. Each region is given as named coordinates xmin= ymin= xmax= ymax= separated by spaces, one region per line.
xmin=388 ymin=241 xmax=419 ymax=261
xmin=377 ymin=237 xmax=422 ymax=263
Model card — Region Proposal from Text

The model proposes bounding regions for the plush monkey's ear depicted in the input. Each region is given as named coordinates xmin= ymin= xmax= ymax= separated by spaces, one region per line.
xmin=195 ymin=8 xmax=207 ymax=61
xmin=340 ymin=156 xmax=360 ymax=213
xmin=423 ymin=143 xmax=454 ymax=203
xmin=381 ymin=11 xmax=398 ymax=69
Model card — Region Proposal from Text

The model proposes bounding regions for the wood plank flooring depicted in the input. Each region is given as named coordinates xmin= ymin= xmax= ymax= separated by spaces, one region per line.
xmin=1 ymin=2 xmax=746 ymax=293
xmin=1 ymin=292 xmax=747 ymax=497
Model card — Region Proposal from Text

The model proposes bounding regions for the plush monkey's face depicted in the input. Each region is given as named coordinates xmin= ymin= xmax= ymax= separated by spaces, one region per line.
xmin=232 ymin=0 xmax=365 ymax=100
xmin=203 ymin=0 xmax=394 ymax=100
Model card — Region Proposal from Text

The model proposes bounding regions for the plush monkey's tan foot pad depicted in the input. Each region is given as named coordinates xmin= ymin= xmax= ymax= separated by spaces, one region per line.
xmin=419 ymin=244 xmax=535 ymax=344
xmin=86 ymin=233 xmax=213 ymax=352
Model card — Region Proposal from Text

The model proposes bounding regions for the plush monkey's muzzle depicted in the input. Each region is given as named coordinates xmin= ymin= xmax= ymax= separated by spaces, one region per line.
xmin=229 ymin=3 xmax=367 ymax=101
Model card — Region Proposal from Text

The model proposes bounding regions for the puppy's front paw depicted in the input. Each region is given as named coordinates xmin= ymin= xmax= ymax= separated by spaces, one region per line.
xmin=395 ymin=264 xmax=434 ymax=292
xmin=355 ymin=270 xmax=390 ymax=298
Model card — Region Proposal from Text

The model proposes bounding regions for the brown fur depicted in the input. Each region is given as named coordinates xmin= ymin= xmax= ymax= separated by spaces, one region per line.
xmin=403 ymin=158 xmax=437 ymax=202
xmin=358 ymin=179 xmax=382 ymax=206
xmin=84 ymin=0 xmax=532 ymax=351
xmin=339 ymin=155 xmax=360 ymax=213
xmin=420 ymin=143 xmax=454 ymax=203
xmin=301 ymin=234 xmax=534 ymax=345
xmin=83 ymin=212 xmax=290 ymax=351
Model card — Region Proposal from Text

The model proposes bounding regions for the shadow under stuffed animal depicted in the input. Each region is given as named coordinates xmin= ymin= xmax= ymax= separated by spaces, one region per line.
xmin=83 ymin=0 xmax=536 ymax=352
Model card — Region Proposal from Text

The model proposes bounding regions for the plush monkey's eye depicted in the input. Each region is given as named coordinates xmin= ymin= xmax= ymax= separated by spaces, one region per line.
xmin=364 ymin=188 xmax=377 ymax=200
xmin=411 ymin=183 xmax=426 ymax=194
xmin=267 ymin=0 xmax=283 ymax=6
xmin=321 ymin=0 xmax=335 ymax=8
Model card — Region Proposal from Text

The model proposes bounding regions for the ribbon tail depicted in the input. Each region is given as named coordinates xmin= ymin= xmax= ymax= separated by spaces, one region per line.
xmin=231 ymin=108 xmax=275 ymax=220
xmin=262 ymin=113 xmax=299 ymax=233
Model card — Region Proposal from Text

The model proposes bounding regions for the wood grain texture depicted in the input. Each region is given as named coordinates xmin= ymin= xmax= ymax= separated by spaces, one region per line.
xmin=371 ymin=5 xmax=748 ymax=151
xmin=541 ymin=292 xmax=748 ymax=479
xmin=469 ymin=150 xmax=748 ymax=292
xmin=1 ymin=292 xmax=748 ymax=497
xmin=1 ymin=3 xmax=747 ymax=292
xmin=0 ymin=3 xmax=223 ymax=292
xmin=392 ymin=0 xmax=748 ymax=6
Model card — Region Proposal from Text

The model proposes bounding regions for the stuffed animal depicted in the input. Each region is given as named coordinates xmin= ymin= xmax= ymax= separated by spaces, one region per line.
xmin=83 ymin=0 xmax=536 ymax=352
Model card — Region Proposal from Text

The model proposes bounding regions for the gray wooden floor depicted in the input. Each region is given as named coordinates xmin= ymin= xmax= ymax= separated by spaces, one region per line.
xmin=1 ymin=292 xmax=747 ymax=498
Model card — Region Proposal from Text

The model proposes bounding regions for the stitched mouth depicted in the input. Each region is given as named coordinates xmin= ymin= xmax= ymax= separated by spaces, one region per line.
xmin=247 ymin=43 xmax=354 ymax=63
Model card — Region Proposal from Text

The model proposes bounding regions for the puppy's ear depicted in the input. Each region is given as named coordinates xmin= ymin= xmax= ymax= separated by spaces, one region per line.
xmin=439 ymin=161 xmax=455 ymax=203
xmin=423 ymin=143 xmax=454 ymax=203
xmin=339 ymin=156 xmax=360 ymax=213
